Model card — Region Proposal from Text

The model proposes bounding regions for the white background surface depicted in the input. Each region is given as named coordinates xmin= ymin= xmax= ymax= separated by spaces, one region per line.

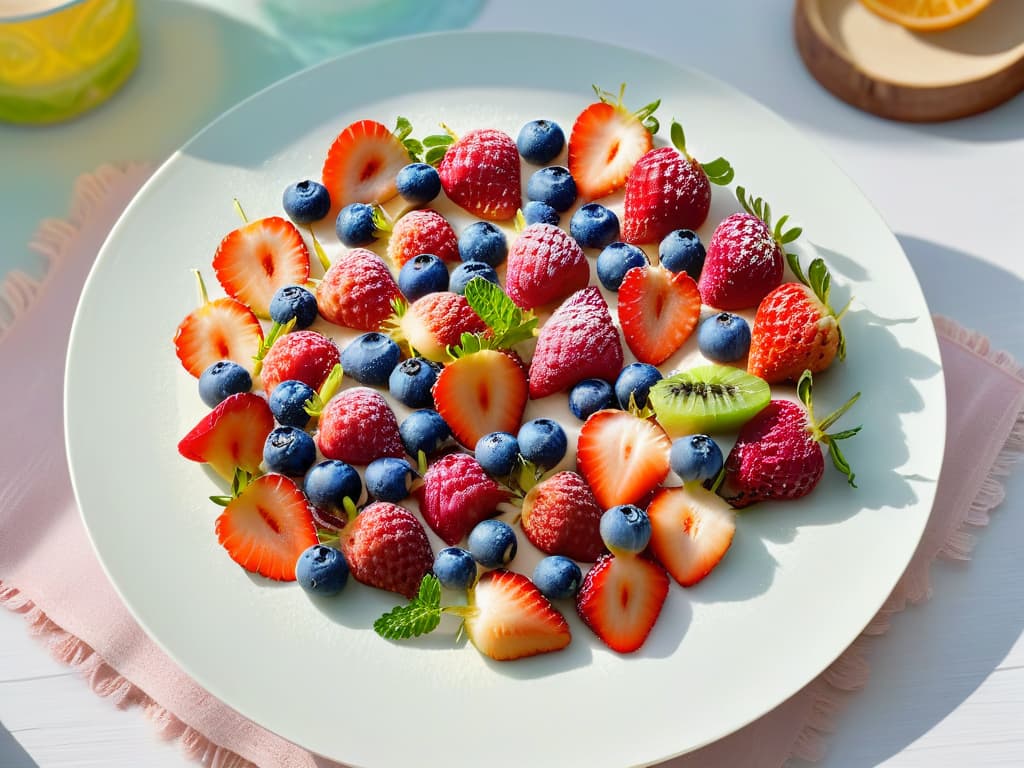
xmin=1 ymin=1 xmax=1022 ymax=767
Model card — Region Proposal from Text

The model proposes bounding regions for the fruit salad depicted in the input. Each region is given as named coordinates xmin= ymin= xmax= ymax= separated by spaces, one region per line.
xmin=173 ymin=84 xmax=861 ymax=663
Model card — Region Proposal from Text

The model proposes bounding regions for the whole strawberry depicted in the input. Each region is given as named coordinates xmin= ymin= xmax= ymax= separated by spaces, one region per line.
xmin=339 ymin=501 xmax=434 ymax=598
xmin=318 ymin=248 xmax=402 ymax=332
xmin=387 ymin=208 xmax=459 ymax=268
xmin=389 ymin=291 xmax=487 ymax=362
xmin=316 ymin=387 xmax=404 ymax=465
xmin=436 ymin=128 xmax=521 ymax=221
xmin=718 ymin=371 xmax=860 ymax=508
xmin=416 ymin=453 xmax=511 ymax=545
xmin=505 ymin=223 xmax=589 ymax=310
xmin=698 ymin=188 xmax=801 ymax=311
xmin=622 ymin=121 xmax=733 ymax=245
xmin=520 ymin=472 xmax=606 ymax=562
xmin=260 ymin=329 xmax=340 ymax=395
xmin=747 ymin=257 xmax=847 ymax=384
xmin=528 ymin=287 xmax=623 ymax=399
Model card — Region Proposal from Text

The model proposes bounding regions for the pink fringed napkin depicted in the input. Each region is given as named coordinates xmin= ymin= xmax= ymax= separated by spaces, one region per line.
xmin=2 ymin=165 xmax=1022 ymax=768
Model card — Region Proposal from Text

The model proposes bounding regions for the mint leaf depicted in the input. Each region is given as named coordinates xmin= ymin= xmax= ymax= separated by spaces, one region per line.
xmin=373 ymin=575 xmax=443 ymax=640
xmin=464 ymin=277 xmax=517 ymax=330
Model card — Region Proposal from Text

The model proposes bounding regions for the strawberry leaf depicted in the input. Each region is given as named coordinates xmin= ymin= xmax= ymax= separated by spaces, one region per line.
xmin=393 ymin=115 xmax=414 ymax=141
xmin=374 ymin=574 xmax=443 ymax=640
xmin=702 ymin=157 xmax=734 ymax=186
xmin=309 ymin=229 xmax=331 ymax=272
xmin=808 ymin=258 xmax=831 ymax=304
xmin=786 ymin=251 xmax=808 ymax=286
xmin=252 ymin=317 xmax=296 ymax=376
xmin=670 ymin=121 xmax=687 ymax=154
xmin=826 ymin=437 xmax=858 ymax=487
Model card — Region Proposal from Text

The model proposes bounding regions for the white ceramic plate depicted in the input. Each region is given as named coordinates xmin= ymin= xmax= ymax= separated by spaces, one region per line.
xmin=66 ymin=31 xmax=945 ymax=768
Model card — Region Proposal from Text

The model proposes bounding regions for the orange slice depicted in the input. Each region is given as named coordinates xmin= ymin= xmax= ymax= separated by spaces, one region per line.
xmin=859 ymin=0 xmax=992 ymax=31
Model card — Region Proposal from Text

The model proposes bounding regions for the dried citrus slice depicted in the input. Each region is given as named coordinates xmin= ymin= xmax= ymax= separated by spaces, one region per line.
xmin=859 ymin=0 xmax=993 ymax=32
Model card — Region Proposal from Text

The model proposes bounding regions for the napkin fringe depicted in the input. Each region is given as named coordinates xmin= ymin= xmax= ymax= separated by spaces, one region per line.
xmin=0 ymin=581 xmax=257 ymax=768
xmin=0 ymin=163 xmax=149 ymax=344
xmin=786 ymin=318 xmax=1024 ymax=766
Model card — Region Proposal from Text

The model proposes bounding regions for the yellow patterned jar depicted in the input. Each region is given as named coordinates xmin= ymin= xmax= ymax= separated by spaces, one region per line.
xmin=0 ymin=0 xmax=139 ymax=124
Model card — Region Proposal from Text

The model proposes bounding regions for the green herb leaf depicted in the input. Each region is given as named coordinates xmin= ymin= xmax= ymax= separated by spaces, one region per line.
xmin=827 ymin=439 xmax=858 ymax=488
xmin=424 ymin=145 xmax=449 ymax=167
xmin=670 ymin=121 xmax=687 ymax=154
xmin=461 ymin=277 xmax=539 ymax=351
xmin=422 ymin=133 xmax=455 ymax=148
xmin=309 ymin=229 xmax=331 ymax=272
xmin=393 ymin=116 xmax=414 ymax=141
xmin=781 ymin=226 xmax=802 ymax=245
xmin=736 ymin=186 xmax=753 ymax=216
xmin=209 ymin=494 xmax=232 ymax=507
xmin=797 ymin=369 xmax=814 ymax=413
xmin=808 ymin=258 xmax=830 ymax=304
xmin=373 ymin=575 xmax=443 ymax=640
xmin=635 ymin=98 xmax=661 ymax=121
xmin=403 ymin=138 xmax=423 ymax=163
xmin=786 ymin=251 xmax=808 ymax=286
xmin=702 ymin=157 xmax=734 ymax=185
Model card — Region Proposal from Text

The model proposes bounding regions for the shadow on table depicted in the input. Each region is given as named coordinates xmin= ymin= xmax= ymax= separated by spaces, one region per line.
xmin=798 ymin=235 xmax=1024 ymax=767
xmin=0 ymin=722 xmax=39 ymax=768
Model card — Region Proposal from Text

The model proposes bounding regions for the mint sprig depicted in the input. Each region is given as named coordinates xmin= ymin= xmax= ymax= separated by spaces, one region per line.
xmin=374 ymin=575 xmax=443 ymax=639
xmin=456 ymin=277 xmax=537 ymax=354
xmin=393 ymin=116 xmax=423 ymax=162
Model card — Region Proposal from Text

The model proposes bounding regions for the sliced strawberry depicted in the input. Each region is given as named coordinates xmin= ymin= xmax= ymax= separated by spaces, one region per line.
xmin=212 ymin=216 xmax=310 ymax=318
xmin=416 ymin=453 xmax=510 ymax=545
xmin=463 ymin=570 xmax=571 ymax=661
xmin=647 ymin=486 xmax=736 ymax=586
xmin=316 ymin=388 xmax=404 ymax=465
xmin=576 ymin=553 xmax=669 ymax=653
xmin=318 ymin=248 xmax=402 ymax=332
xmin=576 ymin=410 xmax=671 ymax=509
xmin=390 ymin=292 xmax=487 ymax=363
xmin=437 ymin=128 xmax=521 ymax=221
xmin=520 ymin=471 xmax=606 ymax=562
xmin=617 ymin=264 xmax=701 ymax=365
xmin=214 ymin=474 xmax=317 ymax=581
xmin=174 ymin=295 xmax=263 ymax=378
xmin=340 ymin=501 xmax=434 ymax=598
xmin=321 ymin=119 xmax=409 ymax=209
xmin=178 ymin=393 xmax=273 ymax=481
xmin=432 ymin=349 xmax=527 ymax=448
xmin=568 ymin=97 xmax=654 ymax=201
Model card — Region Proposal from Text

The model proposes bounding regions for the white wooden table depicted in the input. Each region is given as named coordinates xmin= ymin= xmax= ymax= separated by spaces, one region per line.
xmin=2 ymin=1 xmax=1023 ymax=766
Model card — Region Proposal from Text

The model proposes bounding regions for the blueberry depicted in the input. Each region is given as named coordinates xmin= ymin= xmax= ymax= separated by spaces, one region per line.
xmin=365 ymin=457 xmax=417 ymax=502
xmin=282 ymin=180 xmax=331 ymax=225
xmin=517 ymin=418 xmax=567 ymax=470
xmin=516 ymin=119 xmax=565 ymax=165
xmin=458 ymin=221 xmax=507 ymax=267
xmin=336 ymin=202 xmax=383 ymax=246
xmin=269 ymin=379 xmax=316 ymax=428
xmin=532 ymin=556 xmax=582 ymax=600
xmin=615 ymin=362 xmax=663 ymax=410
xmin=398 ymin=254 xmax=449 ymax=302
xmin=697 ymin=312 xmax=751 ymax=363
xmin=570 ymin=203 xmax=620 ymax=249
xmin=263 ymin=426 xmax=317 ymax=476
xmin=269 ymin=285 xmax=318 ymax=329
xmin=433 ymin=547 xmax=477 ymax=590
xmin=304 ymin=460 xmax=362 ymax=513
xmin=389 ymin=357 xmax=441 ymax=408
xmin=474 ymin=431 xmax=520 ymax=478
xmin=468 ymin=519 xmax=518 ymax=568
xmin=522 ymin=200 xmax=560 ymax=226
xmin=600 ymin=504 xmax=651 ymax=555
xmin=295 ymin=544 xmax=349 ymax=596
xmin=526 ymin=166 xmax=577 ymax=212
xmin=568 ymin=378 xmax=616 ymax=421
xmin=198 ymin=361 xmax=252 ymax=408
xmin=395 ymin=162 xmax=441 ymax=205
xmin=596 ymin=242 xmax=649 ymax=292
xmin=449 ymin=261 xmax=499 ymax=295
xmin=340 ymin=332 xmax=401 ymax=386
xmin=400 ymin=409 xmax=451 ymax=460
xmin=670 ymin=435 xmax=724 ymax=484
xmin=659 ymin=229 xmax=706 ymax=278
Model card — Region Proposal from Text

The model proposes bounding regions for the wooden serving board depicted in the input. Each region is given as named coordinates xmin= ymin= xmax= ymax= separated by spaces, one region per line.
xmin=794 ymin=0 xmax=1024 ymax=122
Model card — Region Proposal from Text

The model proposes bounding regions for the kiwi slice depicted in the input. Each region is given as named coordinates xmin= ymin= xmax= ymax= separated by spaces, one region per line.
xmin=649 ymin=365 xmax=770 ymax=437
